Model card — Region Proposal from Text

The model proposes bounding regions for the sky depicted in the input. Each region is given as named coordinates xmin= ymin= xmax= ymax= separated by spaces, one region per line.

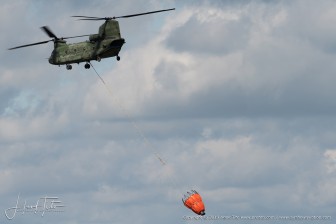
xmin=1 ymin=0 xmax=336 ymax=223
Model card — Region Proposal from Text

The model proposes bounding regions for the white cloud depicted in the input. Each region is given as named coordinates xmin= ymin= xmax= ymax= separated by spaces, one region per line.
xmin=324 ymin=149 xmax=336 ymax=173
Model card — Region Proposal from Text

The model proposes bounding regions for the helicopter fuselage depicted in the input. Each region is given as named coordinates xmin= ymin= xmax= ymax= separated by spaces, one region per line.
xmin=49 ymin=19 xmax=125 ymax=66
xmin=48 ymin=37 xmax=125 ymax=65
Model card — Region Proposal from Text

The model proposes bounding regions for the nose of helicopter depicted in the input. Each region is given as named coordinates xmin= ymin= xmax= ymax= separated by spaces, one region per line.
xmin=48 ymin=57 xmax=53 ymax=64
xmin=48 ymin=56 xmax=57 ymax=65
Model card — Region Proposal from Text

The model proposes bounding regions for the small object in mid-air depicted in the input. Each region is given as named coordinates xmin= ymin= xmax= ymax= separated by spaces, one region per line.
xmin=182 ymin=190 xmax=205 ymax=216
xmin=8 ymin=8 xmax=175 ymax=70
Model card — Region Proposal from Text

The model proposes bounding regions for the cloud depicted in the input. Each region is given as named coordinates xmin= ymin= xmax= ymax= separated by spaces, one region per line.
xmin=1 ymin=1 xmax=336 ymax=223
xmin=111 ymin=1 xmax=336 ymax=119
xmin=165 ymin=7 xmax=251 ymax=55
xmin=324 ymin=149 xmax=336 ymax=173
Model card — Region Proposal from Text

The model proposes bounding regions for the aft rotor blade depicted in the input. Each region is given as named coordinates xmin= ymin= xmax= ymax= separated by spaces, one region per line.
xmin=76 ymin=18 xmax=107 ymax=21
xmin=72 ymin=8 xmax=175 ymax=21
xmin=72 ymin=16 xmax=111 ymax=21
xmin=8 ymin=40 xmax=52 ymax=50
xmin=41 ymin=26 xmax=58 ymax=39
xmin=114 ymin=8 xmax=175 ymax=19
xmin=72 ymin=15 xmax=103 ymax=19
xmin=62 ymin=34 xmax=91 ymax=39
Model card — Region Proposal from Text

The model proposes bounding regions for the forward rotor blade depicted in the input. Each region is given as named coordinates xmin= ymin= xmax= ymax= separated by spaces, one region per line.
xmin=41 ymin=26 xmax=58 ymax=39
xmin=114 ymin=8 xmax=175 ymax=19
xmin=8 ymin=40 xmax=52 ymax=50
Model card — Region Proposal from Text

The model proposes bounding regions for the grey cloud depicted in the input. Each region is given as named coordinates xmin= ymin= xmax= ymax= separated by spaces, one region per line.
xmin=278 ymin=1 xmax=336 ymax=54
xmin=165 ymin=12 xmax=250 ymax=55
xmin=144 ymin=4 xmax=336 ymax=119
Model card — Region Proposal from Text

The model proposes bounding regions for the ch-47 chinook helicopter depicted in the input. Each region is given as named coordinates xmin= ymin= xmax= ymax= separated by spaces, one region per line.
xmin=8 ymin=8 xmax=175 ymax=70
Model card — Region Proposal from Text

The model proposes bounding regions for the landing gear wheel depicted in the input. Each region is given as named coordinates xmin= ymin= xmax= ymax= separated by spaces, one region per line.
xmin=116 ymin=56 xmax=120 ymax=61
xmin=66 ymin=64 xmax=72 ymax=70
xmin=85 ymin=63 xmax=90 ymax=69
